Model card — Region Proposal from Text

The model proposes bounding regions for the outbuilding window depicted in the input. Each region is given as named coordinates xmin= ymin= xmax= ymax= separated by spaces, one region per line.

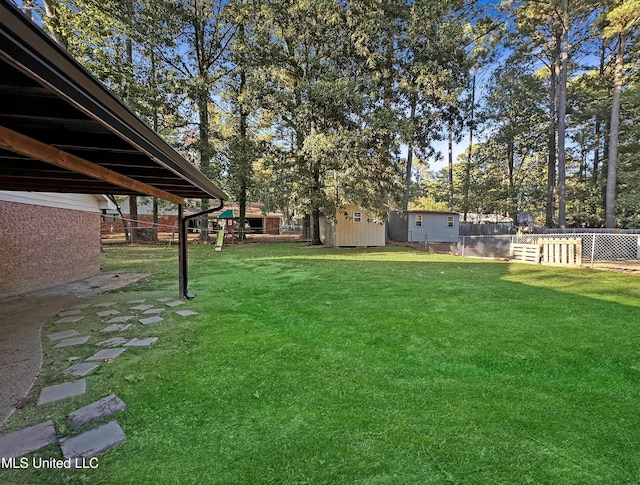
xmin=415 ymin=215 xmax=422 ymax=227
xmin=447 ymin=216 xmax=454 ymax=227
xmin=353 ymin=212 xmax=362 ymax=223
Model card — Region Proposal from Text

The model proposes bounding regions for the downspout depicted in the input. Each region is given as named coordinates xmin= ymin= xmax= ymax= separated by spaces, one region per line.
xmin=179 ymin=198 xmax=224 ymax=299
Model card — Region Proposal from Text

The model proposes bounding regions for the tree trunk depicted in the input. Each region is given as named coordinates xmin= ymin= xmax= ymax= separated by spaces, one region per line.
xmin=199 ymin=92 xmax=211 ymax=241
xmin=546 ymin=32 xmax=560 ymax=227
xmin=605 ymin=32 xmax=625 ymax=228
xmin=557 ymin=2 xmax=569 ymax=228
xmin=151 ymin=56 xmax=159 ymax=244
xmin=42 ymin=0 xmax=68 ymax=48
xmin=311 ymin=167 xmax=322 ymax=246
xmin=447 ymin=120 xmax=454 ymax=212
xmin=593 ymin=30 xmax=606 ymax=187
xmin=462 ymin=73 xmax=476 ymax=222
xmin=507 ymin=137 xmax=517 ymax=225
xmin=403 ymin=97 xmax=417 ymax=212
xmin=152 ymin=197 xmax=159 ymax=242
xmin=237 ymin=50 xmax=249 ymax=242
xmin=238 ymin=191 xmax=247 ymax=241
xmin=129 ymin=195 xmax=138 ymax=243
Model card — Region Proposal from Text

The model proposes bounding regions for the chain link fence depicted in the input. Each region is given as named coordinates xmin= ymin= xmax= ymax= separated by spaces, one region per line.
xmin=459 ymin=233 xmax=640 ymax=268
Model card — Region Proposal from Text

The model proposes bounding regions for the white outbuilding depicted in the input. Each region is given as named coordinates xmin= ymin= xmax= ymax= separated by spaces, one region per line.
xmin=319 ymin=204 xmax=386 ymax=247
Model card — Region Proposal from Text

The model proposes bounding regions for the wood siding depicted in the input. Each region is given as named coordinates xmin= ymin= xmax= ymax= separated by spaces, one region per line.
xmin=0 ymin=191 xmax=108 ymax=213
xmin=323 ymin=205 xmax=385 ymax=247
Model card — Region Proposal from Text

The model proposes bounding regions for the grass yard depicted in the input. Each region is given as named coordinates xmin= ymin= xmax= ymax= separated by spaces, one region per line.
xmin=3 ymin=243 xmax=640 ymax=484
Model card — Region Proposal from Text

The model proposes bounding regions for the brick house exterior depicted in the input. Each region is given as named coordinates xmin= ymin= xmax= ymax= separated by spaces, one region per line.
xmin=0 ymin=192 xmax=113 ymax=297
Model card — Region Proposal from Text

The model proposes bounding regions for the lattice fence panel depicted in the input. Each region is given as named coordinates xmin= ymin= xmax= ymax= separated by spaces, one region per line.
xmin=512 ymin=233 xmax=640 ymax=264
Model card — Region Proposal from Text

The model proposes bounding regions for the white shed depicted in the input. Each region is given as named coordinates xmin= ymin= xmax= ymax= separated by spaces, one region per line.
xmin=388 ymin=210 xmax=459 ymax=243
xmin=319 ymin=204 xmax=386 ymax=247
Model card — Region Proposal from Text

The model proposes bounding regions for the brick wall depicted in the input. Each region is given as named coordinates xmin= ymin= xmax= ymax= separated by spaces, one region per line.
xmin=0 ymin=201 xmax=101 ymax=297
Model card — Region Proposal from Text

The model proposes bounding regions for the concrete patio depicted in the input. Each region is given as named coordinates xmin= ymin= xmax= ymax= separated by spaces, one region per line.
xmin=0 ymin=273 xmax=147 ymax=427
xmin=0 ymin=275 xmax=200 ymax=466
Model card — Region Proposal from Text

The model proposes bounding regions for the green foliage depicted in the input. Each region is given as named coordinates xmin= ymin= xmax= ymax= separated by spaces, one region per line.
xmin=408 ymin=196 xmax=449 ymax=211
xmin=27 ymin=0 xmax=640 ymax=228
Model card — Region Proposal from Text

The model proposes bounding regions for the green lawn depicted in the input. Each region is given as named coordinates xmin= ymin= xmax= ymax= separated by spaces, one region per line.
xmin=3 ymin=243 xmax=640 ymax=484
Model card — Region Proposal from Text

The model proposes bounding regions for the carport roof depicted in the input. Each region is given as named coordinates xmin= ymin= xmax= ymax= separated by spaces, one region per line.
xmin=0 ymin=1 xmax=227 ymax=203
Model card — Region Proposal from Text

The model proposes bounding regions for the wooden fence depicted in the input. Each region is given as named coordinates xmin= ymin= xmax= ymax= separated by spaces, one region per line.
xmin=509 ymin=238 xmax=582 ymax=266
xmin=509 ymin=243 xmax=541 ymax=264
xmin=539 ymin=238 xmax=582 ymax=266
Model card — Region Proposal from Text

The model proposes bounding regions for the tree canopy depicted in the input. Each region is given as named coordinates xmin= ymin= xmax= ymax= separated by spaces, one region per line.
xmin=20 ymin=0 xmax=640 ymax=229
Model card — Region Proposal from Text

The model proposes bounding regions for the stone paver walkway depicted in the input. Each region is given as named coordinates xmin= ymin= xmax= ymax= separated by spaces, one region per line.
xmin=125 ymin=337 xmax=158 ymax=347
xmin=38 ymin=380 xmax=86 ymax=406
xmin=101 ymin=323 xmax=131 ymax=332
xmin=0 ymin=420 xmax=57 ymax=459
xmin=63 ymin=363 xmax=100 ymax=377
xmin=98 ymin=337 xmax=129 ymax=347
xmin=68 ymin=395 xmax=127 ymax=429
xmin=54 ymin=336 xmax=90 ymax=348
xmin=0 ymin=273 xmax=146 ymax=427
xmin=0 ymin=289 xmax=201 ymax=467
xmin=166 ymin=301 xmax=185 ymax=307
xmin=86 ymin=348 xmax=126 ymax=362
xmin=139 ymin=316 xmax=164 ymax=325
xmin=176 ymin=310 xmax=198 ymax=317
xmin=60 ymin=419 xmax=126 ymax=462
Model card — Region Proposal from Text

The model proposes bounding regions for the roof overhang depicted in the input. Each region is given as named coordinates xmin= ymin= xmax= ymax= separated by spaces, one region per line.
xmin=0 ymin=0 xmax=228 ymax=203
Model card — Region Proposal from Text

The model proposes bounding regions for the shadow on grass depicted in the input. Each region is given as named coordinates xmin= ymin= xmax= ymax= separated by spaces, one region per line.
xmin=4 ymin=243 xmax=637 ymax=484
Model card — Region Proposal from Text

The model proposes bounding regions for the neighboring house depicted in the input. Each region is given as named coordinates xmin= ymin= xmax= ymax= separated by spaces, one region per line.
xmin=388 ymin=210 xmax=459 ymax=243
xmin=0 ymin=191 xmax=115 ymax=296
xmin=212 ymin=203 xmax=283 ymax=235
xmin=319 ymin=204 xmax=386 ymax=247
xmin=107 ymin=201 xmax=283 ymax=235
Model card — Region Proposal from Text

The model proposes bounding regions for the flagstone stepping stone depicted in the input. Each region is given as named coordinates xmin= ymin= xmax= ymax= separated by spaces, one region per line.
xmin=68 ymin=395 xmax=127 ymax=429
xmin=55 ymin=315 xmax=85 ymax=324
xmin=124 ymin=337 xmax=158 ymax=347
xmin=165 ymin=300 xmax=185 ymax=307
xmin=98 ymin=337 xmax=129 ymax=347
xmin=97 ymin=309 xmax=120 ymax=317
xmin=106 ymin=315 xmax=134 ymax=324
xmin=64 ymin=362 xmax=100 ymax=377
xmin=48 ymin=329 xmax=80 ymax=341
xmin=142 ymin=308 xmax=164 ymax=315
xmin=94 ymin=302 xmax=116 ymax=307
xmin=100 ymin=323 xmax=131 ymax=333
xmin=0 ymin=420 xmax=57 ymax=459
xmin=59 ymin=419 xmax=125 ymax=462
xmin=156 ymin=296 xmax=173 ymax=302
xmin=59 ymin=309 xmax=84 ymax=317
xmin=130 ymin=304 xmax=154 ymax=311
xmin=85 ymin=348 xmax=126 ymax=362
xmin=54 ymin=336 xmax=90 ymax=348
xmin=70 ymin=303 xmax=91 ymax=310
xmin=38 ymin=379 xmax=86 ymax=405
xmin=126 ymin=299 xmax=146 ymax=304
xmin=138 ymin=316 xmax=164 ymax=325
xmin=175 ymin=310 xmax=198 ymax=317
